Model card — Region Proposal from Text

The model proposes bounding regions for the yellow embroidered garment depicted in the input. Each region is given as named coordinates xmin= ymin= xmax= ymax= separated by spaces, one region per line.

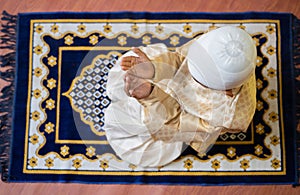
xmin=105 ymin=42 xmax=256 ymax=167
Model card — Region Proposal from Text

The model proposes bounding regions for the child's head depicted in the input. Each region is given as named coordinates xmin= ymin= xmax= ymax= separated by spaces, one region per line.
xmin=187 ymin=26 xmax=257 ymax=90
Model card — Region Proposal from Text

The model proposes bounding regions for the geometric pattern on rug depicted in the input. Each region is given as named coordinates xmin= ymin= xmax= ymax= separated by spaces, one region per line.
xmin=23 ymin=18 xmax=284 ymax=176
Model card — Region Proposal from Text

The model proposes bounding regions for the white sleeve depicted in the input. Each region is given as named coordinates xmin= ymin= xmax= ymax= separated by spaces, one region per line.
xmin=104 ymin=100 xmax=182 ymax=167
xmin=104 ymin=51 xmax=183 ymax=167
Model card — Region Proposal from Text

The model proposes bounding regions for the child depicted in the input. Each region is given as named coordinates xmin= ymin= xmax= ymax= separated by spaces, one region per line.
xmin=104 ymin=26 xmax=257 ymax=167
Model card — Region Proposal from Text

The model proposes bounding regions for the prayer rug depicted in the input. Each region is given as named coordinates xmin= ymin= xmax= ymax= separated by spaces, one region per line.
xmin=0 ymin=11 xmax=299 ymax=185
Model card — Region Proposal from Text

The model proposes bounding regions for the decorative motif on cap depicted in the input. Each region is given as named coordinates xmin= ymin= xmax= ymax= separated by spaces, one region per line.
xmin=225 ymin=40 xmax=244 ymax=57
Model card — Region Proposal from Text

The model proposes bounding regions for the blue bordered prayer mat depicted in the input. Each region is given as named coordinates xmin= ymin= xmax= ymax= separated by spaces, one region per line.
xmin=0 ymin=11 xmax=299 ymax=185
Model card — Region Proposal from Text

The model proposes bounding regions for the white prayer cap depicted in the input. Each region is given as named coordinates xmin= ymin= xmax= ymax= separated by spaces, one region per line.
xmin=187 ymin=26 xmax=257 ymax=90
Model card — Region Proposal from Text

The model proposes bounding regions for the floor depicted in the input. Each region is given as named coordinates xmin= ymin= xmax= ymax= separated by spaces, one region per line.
xmin=1 ymin=0 xmax=300 ymax=194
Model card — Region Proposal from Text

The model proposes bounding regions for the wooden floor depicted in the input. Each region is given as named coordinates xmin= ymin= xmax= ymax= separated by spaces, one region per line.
xmin=1 ymin=0 xmax=300 ymax=194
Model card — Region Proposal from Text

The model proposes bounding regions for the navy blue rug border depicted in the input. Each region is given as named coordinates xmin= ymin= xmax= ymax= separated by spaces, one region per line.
xmin=2 ymin=11 xmax=299 ymax=185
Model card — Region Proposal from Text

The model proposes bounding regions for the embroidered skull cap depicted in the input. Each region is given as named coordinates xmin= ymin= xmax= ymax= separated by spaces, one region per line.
xmin=187 ymin=26 xmax=257 ymax=90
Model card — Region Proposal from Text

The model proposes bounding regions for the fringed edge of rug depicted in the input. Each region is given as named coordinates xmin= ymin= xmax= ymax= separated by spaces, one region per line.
xmin=0 ymin=10 xmax=17 ymax=182
xmin=293 ymin=16 xmax=300 ymax=186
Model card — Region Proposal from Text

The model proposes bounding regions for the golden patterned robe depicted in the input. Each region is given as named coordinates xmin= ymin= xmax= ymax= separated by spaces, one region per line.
xmin=104 ymin=42 xmax=256 ymax=167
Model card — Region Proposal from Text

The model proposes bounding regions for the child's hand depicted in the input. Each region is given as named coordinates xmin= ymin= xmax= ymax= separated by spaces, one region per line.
xmin=120 ymin=47 xmax=155 ymax=99
xmin=124 ymin=72 xmax=153 ymax=99
xmin=120 ymin=47 xmax=154 ymax=79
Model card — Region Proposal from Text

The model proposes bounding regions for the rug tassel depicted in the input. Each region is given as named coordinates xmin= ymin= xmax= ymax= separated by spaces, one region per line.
xmin=293 ymin=16 xmax=300 ymax=187
xmin=0 ymin=10 xmax=17 ymax=182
